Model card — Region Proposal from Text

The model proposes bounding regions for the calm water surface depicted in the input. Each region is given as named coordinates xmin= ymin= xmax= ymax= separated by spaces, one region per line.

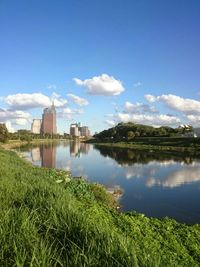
xmin=16 ymin=141 xmax=200 ymax=224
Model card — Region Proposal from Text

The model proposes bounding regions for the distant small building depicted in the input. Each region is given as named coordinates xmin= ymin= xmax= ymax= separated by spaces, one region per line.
xmin=31 ymin=119 xmax=42 ymax=134
xmin=70 ymin=122 xmax=90 ymax=137
xmin=184 ymin=132 xmax=197 ymax=138
xmin=70 ymin=123 xmax=80 ymax=137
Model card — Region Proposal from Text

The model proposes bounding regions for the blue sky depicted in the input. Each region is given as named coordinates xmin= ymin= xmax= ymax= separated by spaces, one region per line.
xmin=0 ymin=0 xmax=200 ymax=133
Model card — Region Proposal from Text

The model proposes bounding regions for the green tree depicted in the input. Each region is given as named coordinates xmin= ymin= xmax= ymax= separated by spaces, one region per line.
xmin=0 ymin=124 xmax=9 ymax=143
xmin=127 ymin=131 xmax=135 ymax=140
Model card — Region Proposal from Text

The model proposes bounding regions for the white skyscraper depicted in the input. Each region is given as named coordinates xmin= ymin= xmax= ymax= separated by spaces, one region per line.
xmin=31 ymin=119 xmax=42 ymax=134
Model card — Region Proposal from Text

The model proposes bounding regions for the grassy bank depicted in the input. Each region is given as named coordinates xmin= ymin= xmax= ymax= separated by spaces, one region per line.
xmin=1 ymin=139 xmax=65 ymax=150
xmin=88 ymin=137 xmax=200 ymax=154
xmin=0 ymin=148 xmax=200 ymax=266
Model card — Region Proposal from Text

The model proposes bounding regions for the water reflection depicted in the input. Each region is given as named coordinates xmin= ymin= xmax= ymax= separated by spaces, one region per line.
xmin=17 ymin=141 xmax=200 ymax=223
xmin=70 ymin=142 xmax=90 ymax=157
xmin=146 ymin=166 xmax=200 ymax=188
xmin=95 ymin=145 xmax=197 ymax=165
xmin=41 ymin=143 xmax=56 ymax=168
xmin=31 ymin=147 xmax=41 ymax=162
xmin=95 ymin=145 xmax=200 ymax=187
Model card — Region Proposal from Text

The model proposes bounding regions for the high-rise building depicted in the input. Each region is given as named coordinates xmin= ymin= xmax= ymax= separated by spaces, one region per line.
xmin=41 ymin=102 xmax=57 ymax=135
xmin=31 ymin=119 xmax=42 ymax=134
xmin=80 ymin=126 xmax=90 ymax=137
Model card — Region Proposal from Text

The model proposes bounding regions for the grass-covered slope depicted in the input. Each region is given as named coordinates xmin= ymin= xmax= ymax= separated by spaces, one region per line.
xmin=91 ymin=122 xmax=200 ymax=153
xmin=0 ymin=148 xmax=200 ymax=266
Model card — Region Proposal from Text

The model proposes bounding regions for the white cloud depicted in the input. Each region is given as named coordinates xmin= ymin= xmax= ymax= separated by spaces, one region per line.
xmin=145 ymin=94 xmax=156 ymax=103
xmin=15 ymin=118 xmax=28 ymax=126
xmin=73 ymin=74 xmax=125 ymax=96
xmin=67 ymin=93 xmax=89 ymax=106
xmin=104 ymin=119 xmax=116 ymax=127
xmin=145 ymin=94 xmax=200 ymax=114
xmin=0 ymin=109 xmax=31 ymax=131
xmin=4 ymin=93 xmax=50 ymax=110
xmin=53 ymin=97 xmax=68 ymax=108
xmin=186 ymin=114 xmax=200 ymax=127
xmin=133 ymin=81 xmax=143 ymax=87
xmin=0 ymin=109 xmax=30 ymax=121
xmin=124 ymin=101 xmax=158 ymax=114
xmin=58 ymin=107 xmax=83 ymax=120
xmin=4 ymin=93 xmax=67 ymax=110
xmin=63 ymin=108 xmax=83 ymax=115
xmin=113 ymin=113 xmax=180 ymax=127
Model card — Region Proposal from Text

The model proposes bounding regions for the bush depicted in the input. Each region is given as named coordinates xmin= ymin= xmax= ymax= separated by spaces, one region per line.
xmin=0 ymin=124 xmax=9 ymax=143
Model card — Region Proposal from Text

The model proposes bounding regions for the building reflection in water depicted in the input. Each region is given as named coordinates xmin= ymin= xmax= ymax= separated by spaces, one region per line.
xmin=31 ymin=147 xmax=41 ymax=162
xmin=40 ymin=143 xmax=56 ymax=168
xmin=69 ymin=142 xmax=90 ymax=157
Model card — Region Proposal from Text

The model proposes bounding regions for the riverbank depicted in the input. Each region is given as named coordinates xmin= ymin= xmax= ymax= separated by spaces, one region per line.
xmin=1 ymin=139 xmax=66 ymax=150
xmin=0 ymin=147 xmax=200 ymax=266
xmin=87 ymin=137 xmax=200 ymax=154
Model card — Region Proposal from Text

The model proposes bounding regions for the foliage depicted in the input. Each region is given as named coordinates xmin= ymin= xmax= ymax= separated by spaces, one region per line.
xmin=93 ymin=136 xmax=200 ymax=155
xmin=0 ymin=148 xmax=200 ymax=266
xmin=94 ymin=122 xmax=194 ymax=141
xmin=0 ymin=123 xmax=9 ymax=143
xmin=9 ymin=130 xmax=67 ymax=141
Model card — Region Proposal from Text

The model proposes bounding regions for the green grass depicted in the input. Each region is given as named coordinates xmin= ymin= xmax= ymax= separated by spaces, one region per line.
xmin=0 ymin=148 xmax=200 ymax=266
xmin=90 ymin=137 xmax=200 ymax=154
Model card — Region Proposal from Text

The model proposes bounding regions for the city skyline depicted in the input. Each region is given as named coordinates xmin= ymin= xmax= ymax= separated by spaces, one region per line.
xmin=0 ymin=1 xmax=200 ymax=134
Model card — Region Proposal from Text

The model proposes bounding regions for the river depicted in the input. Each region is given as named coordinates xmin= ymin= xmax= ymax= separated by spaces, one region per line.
xmin=15 ymin=141 xmax=200 ymax=224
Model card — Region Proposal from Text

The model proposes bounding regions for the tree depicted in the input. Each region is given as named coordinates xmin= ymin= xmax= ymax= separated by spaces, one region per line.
xmin=127 ymin=131 xmax=135 ymax=141
xmin=0 ymin=124 xmax=9 ymax=143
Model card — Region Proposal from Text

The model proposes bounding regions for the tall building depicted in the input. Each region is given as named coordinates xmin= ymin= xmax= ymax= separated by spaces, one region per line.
xmin=31 ymin=119 xmax=42 ymax=134
xmin=41 ymin=102 xmax=57 ymax=135
xmin=80 ymin=126 xmax=90 ymax=137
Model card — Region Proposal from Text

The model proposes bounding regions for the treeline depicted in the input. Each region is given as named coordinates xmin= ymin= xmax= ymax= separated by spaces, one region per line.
xmin=94 ymin=122 xmax=193 ymax=141
xmin=9 ymin=130 xmax=66 ymax=141
xmin=0 ymin=123 xmax=66 ymax=143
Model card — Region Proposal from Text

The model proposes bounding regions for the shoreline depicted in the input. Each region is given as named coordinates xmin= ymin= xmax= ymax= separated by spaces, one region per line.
xmin=87 ymin=139 xmax=200 ymax=155
xmin=1 ymin=138 xmax=67 ymax=150
xmin=0 ymin=145 xmax=200 ymax=265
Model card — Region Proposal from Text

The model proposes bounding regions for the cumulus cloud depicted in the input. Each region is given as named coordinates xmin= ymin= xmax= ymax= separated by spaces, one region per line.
xmin=67 ymin=93 xmax=89 ymax=106
xmin=145 ymin=94 xmax=156 ymax=103
xmin=112 ymin=113 xmax=180 ymax=127
xmin=0 ymin=109 xmax=31 ymax=131
xmin=58 ymin=107 xmax=83 ymax=120
xmin=104 ymin=119 xmax=116 ymax=127
xmin=15 ymin=118 xmax=29 ymax=126
xmin=4 ymin=93 xmax=67 ymax=110
xmin=0 ymin=109 xmax=30 ymax=121
xmin=62 ymin=108 xmax=83 ymax=115
xmin=145 ymin=94 xmax=200 ymax=114
xmin=124 ymin=101 xmax=158 ymax=114
xmin=185 ymin=114 xmax=200 ymax=127
xmin=73 ymin=74 xmax=125 ymax=96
